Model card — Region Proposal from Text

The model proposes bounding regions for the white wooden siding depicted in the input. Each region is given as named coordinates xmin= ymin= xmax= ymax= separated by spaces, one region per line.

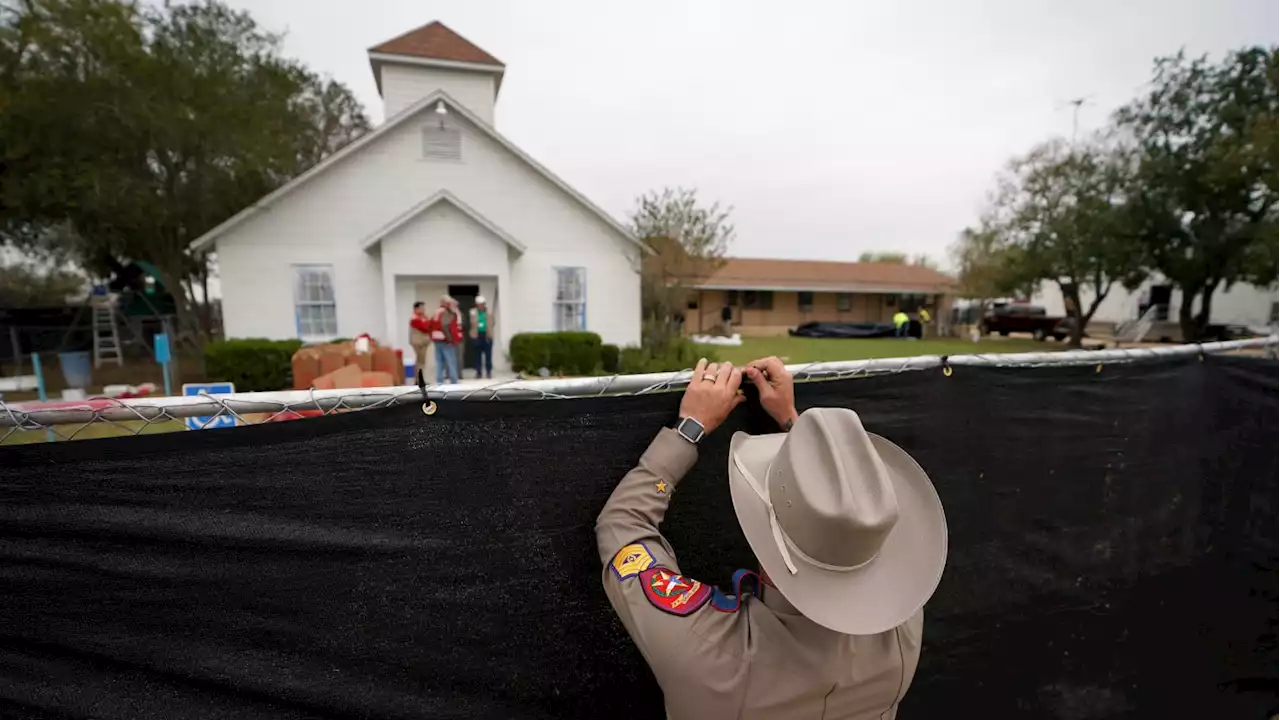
xmin=381 ymin=63 xmax=496 ymax=123
xmin=215 ymin=98 xmax=640 ymax=351
xmin=218 ymin=241 xmax=383 ymax=342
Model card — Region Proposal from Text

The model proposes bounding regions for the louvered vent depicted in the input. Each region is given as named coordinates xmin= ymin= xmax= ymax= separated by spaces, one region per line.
xmin=422 ymin=119 xmax=461 ymax=160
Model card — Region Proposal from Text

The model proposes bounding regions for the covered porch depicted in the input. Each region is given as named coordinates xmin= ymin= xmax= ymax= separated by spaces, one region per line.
xmin=362 ymin=189 xmax=522 ymax=382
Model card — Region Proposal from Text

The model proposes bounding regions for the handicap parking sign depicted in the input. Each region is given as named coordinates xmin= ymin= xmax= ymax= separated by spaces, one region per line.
xmin=182 ymin=382 xmax=237 ymax=430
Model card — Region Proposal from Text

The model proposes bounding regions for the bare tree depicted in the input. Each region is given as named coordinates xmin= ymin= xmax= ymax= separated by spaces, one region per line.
xmin=629 ymin=187 xmax=734 ymax=346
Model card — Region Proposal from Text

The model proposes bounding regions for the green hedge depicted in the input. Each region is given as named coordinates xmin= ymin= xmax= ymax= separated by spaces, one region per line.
xmin=509 ymin=332 xmax=603 ymax=376
xmin=618 ymin=337 xmax=718 ymax=374
xmin=601 ymin=344 xmax=620 ymax=374
xmin=204 ymin=338 xmax=303 ymax=392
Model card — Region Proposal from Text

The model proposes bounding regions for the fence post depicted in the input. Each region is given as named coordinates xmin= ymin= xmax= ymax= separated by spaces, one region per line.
xmin=8 ymin=325 xmax=20 ymax=374
xmin=30 ymin=352 xmax=54 ymax=442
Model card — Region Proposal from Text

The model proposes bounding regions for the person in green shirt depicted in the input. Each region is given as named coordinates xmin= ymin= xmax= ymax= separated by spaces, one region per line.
xmin=893 ymin=310 xmax=910 ymax=338
xmin=469 ymin=296 xmax=494 ymax=379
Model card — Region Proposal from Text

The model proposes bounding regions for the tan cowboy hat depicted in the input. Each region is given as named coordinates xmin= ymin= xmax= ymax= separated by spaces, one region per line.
xmin=728 ymin=408 xmax=947 ymax=635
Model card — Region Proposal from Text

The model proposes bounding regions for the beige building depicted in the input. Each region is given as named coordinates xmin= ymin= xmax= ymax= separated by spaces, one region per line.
xmin=683 ymin=258 xmax=955 ymax=337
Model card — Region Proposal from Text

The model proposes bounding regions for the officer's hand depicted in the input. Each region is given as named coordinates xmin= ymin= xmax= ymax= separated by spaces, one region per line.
xmin=745 ymin=356 xmax=799 ymax=430
xmin=679 ymin=358 xmax=745 ymax=434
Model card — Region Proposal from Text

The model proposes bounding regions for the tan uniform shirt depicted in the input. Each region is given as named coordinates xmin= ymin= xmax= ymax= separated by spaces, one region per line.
xmin=409 ymin=325 xmax=431 ymax=350
xmin=596 ymin=429 xmax=924 ymax=720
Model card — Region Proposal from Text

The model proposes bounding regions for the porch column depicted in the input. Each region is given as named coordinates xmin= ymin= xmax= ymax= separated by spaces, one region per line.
xmin=380 ymin=265 xmax=401 ymax=380
xmin=495 ymin=261 xmax=511 ymax=374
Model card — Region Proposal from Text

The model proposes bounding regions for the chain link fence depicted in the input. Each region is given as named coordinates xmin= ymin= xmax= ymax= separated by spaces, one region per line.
xmin=2 ymin=338 xmax=1275 ymax=445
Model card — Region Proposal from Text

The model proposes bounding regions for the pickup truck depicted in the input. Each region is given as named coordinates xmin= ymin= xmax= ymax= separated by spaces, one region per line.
xmin=980 ymin=304 xmax=1071 ymax=341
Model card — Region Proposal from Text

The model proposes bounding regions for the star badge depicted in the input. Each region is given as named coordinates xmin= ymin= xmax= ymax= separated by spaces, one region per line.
xmin=655 ymin=480 xmax=668 ymax=494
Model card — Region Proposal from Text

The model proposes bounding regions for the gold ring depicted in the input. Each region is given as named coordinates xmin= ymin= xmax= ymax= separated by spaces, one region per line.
xmin=701 ymin=374 xmax=717 ymax=382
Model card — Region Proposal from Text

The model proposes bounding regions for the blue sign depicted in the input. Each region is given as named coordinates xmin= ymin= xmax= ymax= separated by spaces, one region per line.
xmin=153 ymin=333 xmax=171 ymax=364
xmin=182 ymin=382 xmax=236 ymax=430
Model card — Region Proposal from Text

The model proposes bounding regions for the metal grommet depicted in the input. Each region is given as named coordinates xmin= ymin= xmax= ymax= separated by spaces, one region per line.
xmin=421 ymin=401 xmax=438 ymax=416
xmin=942 ymin=366 xmax=953 ymax=377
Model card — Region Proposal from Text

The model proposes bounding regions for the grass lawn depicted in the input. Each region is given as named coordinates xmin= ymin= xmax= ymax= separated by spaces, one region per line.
xmin=706 ymin=335 xmax=1056 ymax=366
xmin=1 ymin=419 xmax=188 ymax=446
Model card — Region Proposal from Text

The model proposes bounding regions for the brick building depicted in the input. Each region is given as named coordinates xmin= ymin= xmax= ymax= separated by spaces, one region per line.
xmin=683 ymin=258 xmax=955 ymax=337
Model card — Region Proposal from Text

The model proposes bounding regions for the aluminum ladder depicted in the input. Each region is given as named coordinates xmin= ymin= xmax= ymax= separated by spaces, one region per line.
xmin=92 ymin=296 xmax=124 ymax=368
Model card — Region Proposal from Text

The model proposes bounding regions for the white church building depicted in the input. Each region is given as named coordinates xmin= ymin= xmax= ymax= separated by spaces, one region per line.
xmin=191 ymin=21 xmax=646 ymax=374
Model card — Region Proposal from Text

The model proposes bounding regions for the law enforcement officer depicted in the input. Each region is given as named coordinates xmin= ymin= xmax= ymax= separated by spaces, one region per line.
xmin=596 ymin=357 xmax=948 ymax=719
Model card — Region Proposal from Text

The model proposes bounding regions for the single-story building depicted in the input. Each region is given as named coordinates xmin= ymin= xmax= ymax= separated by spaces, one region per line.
xmin=683 ymin=258 xmax=956 ymax=336
xmin=189 ymin=21 xmax=646 ymax=376
xmin=1032 ymin=276 xmax=1278 ymax=340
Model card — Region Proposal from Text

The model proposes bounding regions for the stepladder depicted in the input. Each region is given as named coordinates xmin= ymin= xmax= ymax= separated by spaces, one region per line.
xmin=92 ymin=296 xmax=123 ymax=368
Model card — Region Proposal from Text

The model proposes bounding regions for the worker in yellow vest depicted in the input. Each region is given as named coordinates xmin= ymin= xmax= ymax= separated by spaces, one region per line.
xmin=917 ymin=307 xmax=932 ymax=338
xmin=893 ymin=311 xmax=909 ymax=338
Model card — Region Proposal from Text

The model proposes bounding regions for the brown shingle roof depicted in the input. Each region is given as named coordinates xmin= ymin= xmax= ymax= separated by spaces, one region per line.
xmin=687 ymin=257 xmax=955 ymax=293
xmin=369 ymin=21 xmax=504 ymax=67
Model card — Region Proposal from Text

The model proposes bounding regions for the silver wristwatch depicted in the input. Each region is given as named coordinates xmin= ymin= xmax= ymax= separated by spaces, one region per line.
xmin=674 ymin=416 xmax=706 ymax=444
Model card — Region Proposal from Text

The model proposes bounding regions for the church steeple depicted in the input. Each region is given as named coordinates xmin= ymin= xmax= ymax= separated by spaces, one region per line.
xmin=368 ymin=21 xmax=505 ymax=123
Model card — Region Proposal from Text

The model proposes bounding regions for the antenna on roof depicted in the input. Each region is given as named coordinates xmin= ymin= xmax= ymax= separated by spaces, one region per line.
xmin=1058 ymin=96 xmax=1093 ymax=145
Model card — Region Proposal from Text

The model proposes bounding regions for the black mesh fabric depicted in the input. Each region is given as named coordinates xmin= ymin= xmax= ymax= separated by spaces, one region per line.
xmin=0 ymin=355 xmax=1275 ymax=719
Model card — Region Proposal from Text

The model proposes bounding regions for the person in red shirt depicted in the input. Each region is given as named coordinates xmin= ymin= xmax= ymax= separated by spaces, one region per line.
xmin=409 ymin=302 xmax=434 ymax=381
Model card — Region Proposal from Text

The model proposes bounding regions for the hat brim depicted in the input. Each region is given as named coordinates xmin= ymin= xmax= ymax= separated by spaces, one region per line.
xmin=728 ymin=430 xmax=947 ymax=636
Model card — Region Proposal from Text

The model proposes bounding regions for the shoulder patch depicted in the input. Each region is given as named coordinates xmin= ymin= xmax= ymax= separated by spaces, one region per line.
xmin=611 ymin=543 xmax=656 ymax=580
xmin=639 ymin=567 xmax=712 ymax=616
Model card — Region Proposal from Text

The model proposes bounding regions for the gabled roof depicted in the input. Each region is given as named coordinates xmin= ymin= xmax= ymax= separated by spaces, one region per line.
xmin=359 ymin=190 xmax=525 ymax=253
xmin=369 ymin=21 xmax=503 ymax=67
xmin=686 ymin=258 xmax=956 ymax=294
xmin=187 ymin=91 xmax=648 ymax=254
xmin=367 ymin=21 xmax=505 ymax=95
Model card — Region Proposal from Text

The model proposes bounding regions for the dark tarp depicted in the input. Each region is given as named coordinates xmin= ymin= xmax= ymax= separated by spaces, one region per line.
xmin=1 ymin=355 xmax=1276 ymax=719
xmin=789 ymin=321 xmax=926 ymax=339
xmin=790 ymin=321 xmax=898 ymax=338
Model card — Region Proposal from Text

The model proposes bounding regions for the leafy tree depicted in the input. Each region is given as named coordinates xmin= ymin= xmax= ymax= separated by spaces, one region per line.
xmin=1239 ymin=83 xmax=1280 ymax=285
xmin=857 ymin=251 xmax=937 ymax=268
xmin=858 ymin=251 xmax=908 ymax=264
xmin=629 ymin=187 xmax=734 ymax=345
xmin=986 ymin=137 xmax=1145 ymax=346
xmin=0 ymin=0 xmax=370 ymax=348
xmin=0 ymin=253 xmax=86 ymax=306
xmin=949 ymin=222 xmax=1023 ymax=311
xmin=1115 ymin=47 xmax=1278 ymax=341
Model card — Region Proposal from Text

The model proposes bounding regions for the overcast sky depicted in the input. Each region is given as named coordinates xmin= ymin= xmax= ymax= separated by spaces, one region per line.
xmin=226 ymin=0 xmax=1277 ymax=265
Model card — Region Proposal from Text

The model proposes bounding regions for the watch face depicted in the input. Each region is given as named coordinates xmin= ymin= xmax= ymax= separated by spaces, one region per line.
xmin=678 ymin=417 xmax=705 ymax=443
